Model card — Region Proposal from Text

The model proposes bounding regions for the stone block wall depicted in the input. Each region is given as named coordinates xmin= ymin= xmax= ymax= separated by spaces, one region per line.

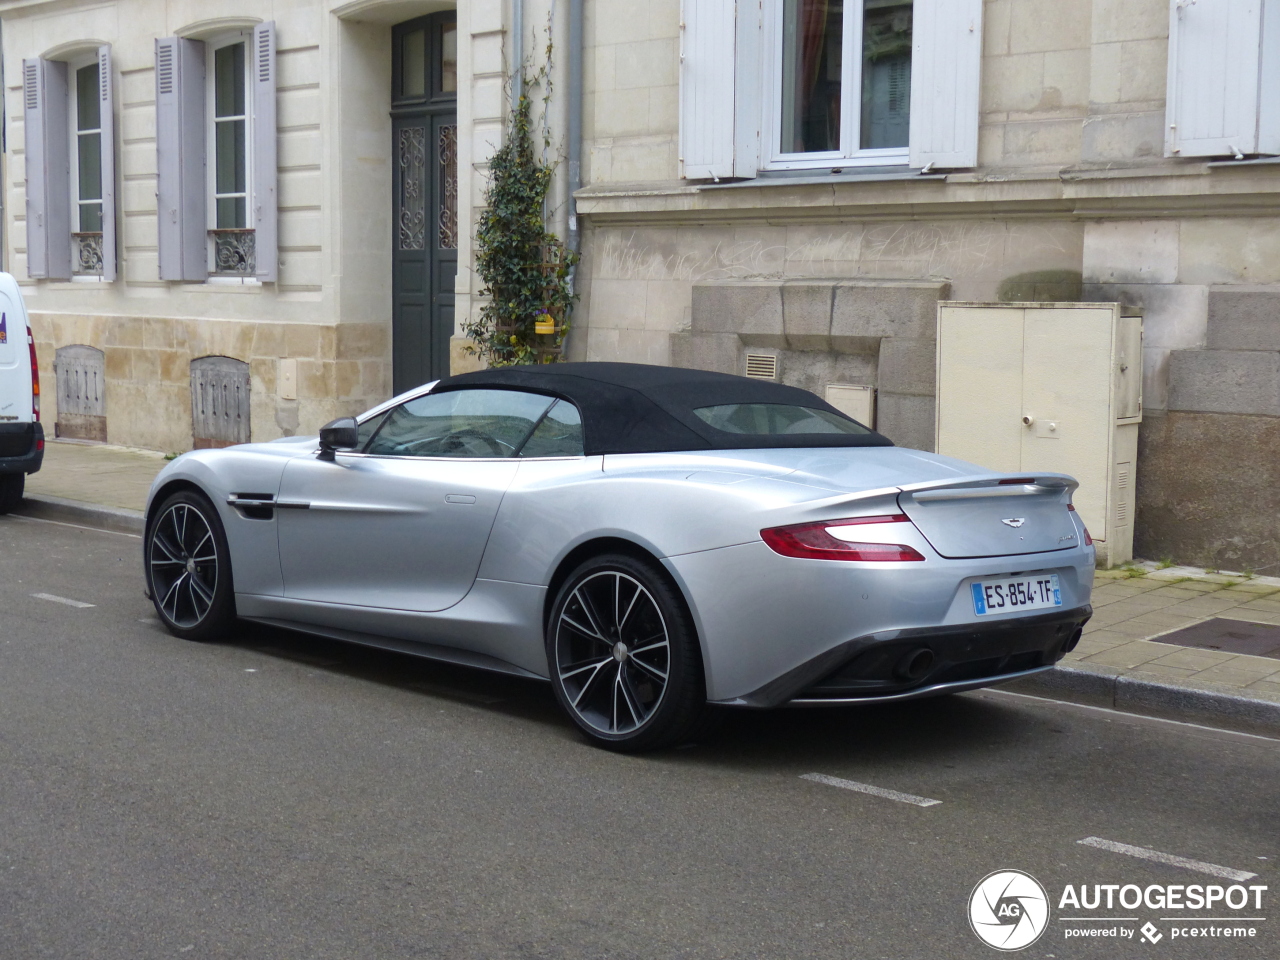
xmin=672 ymin=280 xmax=949 ymax=450
xmin=1136 ymin=289 xmax=1280 ymax=573
xmin=30 ymin=315 xmax=391 ymax=453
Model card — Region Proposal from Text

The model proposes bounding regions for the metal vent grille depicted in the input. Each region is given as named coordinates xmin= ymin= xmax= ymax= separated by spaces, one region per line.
xmin=1115 ymin=462 xmax=1131 ymax=523
xmin=157 ymin=43 xmax=174 ymax=95
xmin=23 ymin=62 xmax=38 ymax=110
xmin=99 ymin=50 xmax=109 ymax=101
xmin=256 ymin=28 xmax=272 ymax=82
xmin=191 ymin=356 xmax=251 ymax=448
xmin=745 ymin=354 xmax=778 ymax=380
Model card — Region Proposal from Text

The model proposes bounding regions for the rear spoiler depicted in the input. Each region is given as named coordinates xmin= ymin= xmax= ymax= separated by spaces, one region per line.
xmin=781 ymin=472 xmax=1078 ymax=520
xmin=901 ymin=473 xmax=1077 ymax=502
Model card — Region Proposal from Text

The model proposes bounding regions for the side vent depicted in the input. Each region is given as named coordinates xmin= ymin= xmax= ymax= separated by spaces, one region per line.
xmin=745 ymin=353 xmax=778 ymax=380
xmin=1114 ymin=461 xmax=1131 ymax=524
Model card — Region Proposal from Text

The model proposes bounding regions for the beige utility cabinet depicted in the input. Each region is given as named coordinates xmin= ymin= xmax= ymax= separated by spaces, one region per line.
xmin=935 ymin=303 xmax=1143 ymax=567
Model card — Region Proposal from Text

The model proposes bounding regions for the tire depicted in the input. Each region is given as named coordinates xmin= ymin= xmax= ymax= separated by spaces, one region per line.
xmin=547 ymin=553 xmax=711 ymax=752
xmin=0 ymin=473 xmax=23 ymax=515
xmin=145 ymin=489 xmax=237 ymax=642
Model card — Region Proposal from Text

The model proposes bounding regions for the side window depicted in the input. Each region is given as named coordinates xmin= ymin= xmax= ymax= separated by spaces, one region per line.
xmin=364 ymin=389 xmax=554 ymax=458
xmin=518 ymin=400 xmax=584 ymax=457
xmin=356 ymin=410 xmax=389 ymax=450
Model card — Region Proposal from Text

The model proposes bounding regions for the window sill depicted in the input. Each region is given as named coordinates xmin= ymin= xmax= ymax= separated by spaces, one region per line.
xmin=1207 ymin=155 xmax=1280 ymax=167
xmin=700 ymin=167 xmax=946 ymax=191
xmin=204 ymin=276 xmax=263 ymax=288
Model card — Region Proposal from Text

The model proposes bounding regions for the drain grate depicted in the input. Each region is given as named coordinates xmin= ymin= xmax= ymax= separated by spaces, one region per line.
xmin=1151 ymin=618 xmax=1280 ymax=660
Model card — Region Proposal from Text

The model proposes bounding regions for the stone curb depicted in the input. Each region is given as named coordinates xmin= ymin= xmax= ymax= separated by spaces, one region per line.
xmin=15 ymin=493 xmax=145 ymax=536
xmin=999 ymin=664 xmax=1280 ymax=738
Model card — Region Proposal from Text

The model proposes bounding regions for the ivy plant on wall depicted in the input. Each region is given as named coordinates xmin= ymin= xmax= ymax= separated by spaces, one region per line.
xmin=464 ymin=61 xmax=577 ymax=367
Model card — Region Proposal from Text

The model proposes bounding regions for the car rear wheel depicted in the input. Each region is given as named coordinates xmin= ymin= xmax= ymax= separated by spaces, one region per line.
xmin=547 ymin=553 xmax=711 ymax=752
xmin=146 ymin=490 xmax=236 ymax=642
xmin=0 ymin=473 xmax=23 ymax=515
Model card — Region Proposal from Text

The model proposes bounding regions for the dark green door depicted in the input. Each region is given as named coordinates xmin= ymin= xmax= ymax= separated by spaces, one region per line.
xmin=392 ymin=13 xmax=458 ymax=393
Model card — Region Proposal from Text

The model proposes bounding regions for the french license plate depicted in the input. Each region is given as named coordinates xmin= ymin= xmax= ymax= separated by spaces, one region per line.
xmin=971 ymin=574 xmax=1061 ymax=616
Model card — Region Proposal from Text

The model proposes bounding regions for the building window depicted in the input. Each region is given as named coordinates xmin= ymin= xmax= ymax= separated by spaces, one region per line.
xmin=770 ymin=0 xmax=913 ymax=169
xmin=23 ymin=48 xmax=116 ymax=281
xmin=70 ymin=60 xmax=105 ymax=274
xmin=679 ymin=0 xmax=981 ymax=180
xmin=208 ymin=35 xmax=254 ymax=275
xmin=155 ymin=24 xmax=276 ymax=283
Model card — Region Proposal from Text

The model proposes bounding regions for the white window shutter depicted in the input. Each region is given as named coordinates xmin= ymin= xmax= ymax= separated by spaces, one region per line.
xmin=252 ymin=22 xmax=278 ymax=282
xmin=731 ymin=0 xmax=762 ymax=178
xmin=680 ymin=0 xmax=737 ymax=179
xmin=23 ymin=58 xmax=72 ymax=280
xmin=97 ymin=45 xmax=117 ymax=282
xmin=1165 ymin=0 xmax=1274 ymax=157
xmin=155 ymin=36 xmax=207 ymax=281
xmin=908 ymin=0 xmax=983 ymax=170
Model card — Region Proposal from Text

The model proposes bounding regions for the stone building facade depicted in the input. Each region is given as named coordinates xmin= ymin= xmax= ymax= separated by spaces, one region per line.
xmin=3 ymin=0 xmax=1277 ymax=571
xmin=1 ymin=0 xmax=473 ymax=452
xmin=467 ymin=0 xmax=1280 ymax=572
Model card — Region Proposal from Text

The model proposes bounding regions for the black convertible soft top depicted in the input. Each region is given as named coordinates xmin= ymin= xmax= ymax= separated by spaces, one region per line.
xmin=434 ymin=362 xmax=894 ymax=456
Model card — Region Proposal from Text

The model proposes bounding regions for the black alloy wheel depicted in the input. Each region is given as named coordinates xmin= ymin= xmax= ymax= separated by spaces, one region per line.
xmin=146 ymin=490 xmax=236 ymax=641
xmin=547 ymin=553 xmax=712 ymax=752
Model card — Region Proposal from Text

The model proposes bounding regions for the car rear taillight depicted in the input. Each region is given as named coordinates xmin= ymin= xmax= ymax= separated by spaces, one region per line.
xmin=28 ymin=333 xmax=39 ymax=420
xmin=761 ymin=514 xmax=926 ymax=562
xmin=1068 ymin=503 xmax=1093 ymax=546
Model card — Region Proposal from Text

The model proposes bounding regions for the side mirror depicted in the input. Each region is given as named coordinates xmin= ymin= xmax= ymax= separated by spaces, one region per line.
xmin=318 ymin=417 xmax=359 ymax=461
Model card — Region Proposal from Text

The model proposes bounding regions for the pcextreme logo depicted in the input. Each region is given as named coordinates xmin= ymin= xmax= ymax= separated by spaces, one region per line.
xmin=968 ymin=870 xmax=1050 ymax=951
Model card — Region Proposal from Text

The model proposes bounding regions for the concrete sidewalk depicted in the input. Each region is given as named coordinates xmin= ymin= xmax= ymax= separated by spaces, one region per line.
xmin=12 ymin=438 xmax=1280 ymax=736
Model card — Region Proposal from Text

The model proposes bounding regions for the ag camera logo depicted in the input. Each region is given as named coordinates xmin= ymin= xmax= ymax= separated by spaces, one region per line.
xmin=969 ymin=870 xmax=1050 ymax=951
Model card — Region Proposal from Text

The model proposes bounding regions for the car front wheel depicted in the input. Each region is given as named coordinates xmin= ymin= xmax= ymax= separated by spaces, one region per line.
xmin=145 ymin=490 xmax=236 ymax=641
xmin=547 ymin=553 xmax=711 ymax=752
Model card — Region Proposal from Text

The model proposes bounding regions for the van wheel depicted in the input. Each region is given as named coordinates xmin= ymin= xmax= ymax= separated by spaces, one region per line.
xmin=0 ymin=474 xmax=23 ymax=515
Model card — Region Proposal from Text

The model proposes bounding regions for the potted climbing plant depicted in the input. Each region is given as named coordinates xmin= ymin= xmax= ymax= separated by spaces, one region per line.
xmin=465 ymin=64 xmax=577 ymax=366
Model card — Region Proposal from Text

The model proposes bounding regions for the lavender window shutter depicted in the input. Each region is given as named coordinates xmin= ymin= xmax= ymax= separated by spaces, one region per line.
xmin=23 ymin=59 xmax=47 ymax=278
xmin=24 ymin=58 xmax=71 ymax=280
xmin=155 ymin=36 xmax=206 ymax=281
xmin=252 ymin=22 xmax=277 ymax=282
xmin=97 ymin=45 xmax=117 ymax=282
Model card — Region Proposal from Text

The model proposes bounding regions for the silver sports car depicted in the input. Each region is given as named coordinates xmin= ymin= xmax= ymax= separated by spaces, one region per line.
xmin=144 ymin=362 xmax=1094 ymax=750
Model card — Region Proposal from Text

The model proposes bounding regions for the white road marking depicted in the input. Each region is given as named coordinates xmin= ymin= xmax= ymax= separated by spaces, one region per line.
xmin=801 ymin=773 xmax=941 ymax=807
xmin=1078 ymin=837 xmax=1258 ymax=882
xmin=976 ymin=689 xmax=1280 ymax=744
xmin=7 ymin=513 xmax=142 ymax=538
xmin=32 ymin=592 xmax=95 ymax=609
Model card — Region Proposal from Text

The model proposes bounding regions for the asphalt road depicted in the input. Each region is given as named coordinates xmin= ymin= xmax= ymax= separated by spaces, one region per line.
xmin=1 ymin=513 xmax=1277 ymax=959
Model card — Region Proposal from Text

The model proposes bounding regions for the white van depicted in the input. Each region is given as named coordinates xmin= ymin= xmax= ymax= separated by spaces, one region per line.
xmin=0 ymin=273 xmax=43 ymax=513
